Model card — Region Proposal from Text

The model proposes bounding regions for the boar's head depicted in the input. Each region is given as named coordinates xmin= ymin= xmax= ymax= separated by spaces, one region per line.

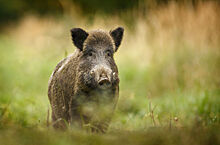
xmin=71 ymin=27 xmax=124 ymax=91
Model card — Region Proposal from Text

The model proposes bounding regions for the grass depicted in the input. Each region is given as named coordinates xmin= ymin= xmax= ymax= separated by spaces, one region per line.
xmin=0 ymin=126 xmax=219 ymax=145
xmin=0 ymin=1 xmax=219 ymax=144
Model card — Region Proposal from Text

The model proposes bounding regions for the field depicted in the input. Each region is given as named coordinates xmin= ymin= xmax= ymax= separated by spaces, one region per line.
xmin=0 ymin=1 xmax=219 ymax=145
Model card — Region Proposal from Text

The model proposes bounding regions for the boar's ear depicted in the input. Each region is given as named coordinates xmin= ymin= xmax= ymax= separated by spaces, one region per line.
xmin=71 ymin=28 xmax=89 ymax=51
xmin=110 ymin=27 xmax=124 ymax=52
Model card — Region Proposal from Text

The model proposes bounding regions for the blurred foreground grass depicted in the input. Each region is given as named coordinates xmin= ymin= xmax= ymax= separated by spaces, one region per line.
xmin=0 ymin=1 xmax=219 ymax=145
xmin=0 ymin=126 xmax=219 ymax=145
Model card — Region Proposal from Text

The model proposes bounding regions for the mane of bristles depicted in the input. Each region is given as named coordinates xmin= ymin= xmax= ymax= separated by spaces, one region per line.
xmin=83 ymin=30 xmax=115 ymax=51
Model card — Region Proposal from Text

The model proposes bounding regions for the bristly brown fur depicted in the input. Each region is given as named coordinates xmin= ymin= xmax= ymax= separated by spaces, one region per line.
xmin=84 ymin=30 xmax=115 ymax=51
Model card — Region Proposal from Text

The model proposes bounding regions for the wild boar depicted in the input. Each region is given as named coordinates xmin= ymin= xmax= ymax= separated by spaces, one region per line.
xmin=48 ymin=27 xmax=124 ymax=133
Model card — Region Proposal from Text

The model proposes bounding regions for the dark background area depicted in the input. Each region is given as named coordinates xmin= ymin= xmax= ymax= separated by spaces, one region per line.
xmin=0 ymin=0 xmax=214 ymax=27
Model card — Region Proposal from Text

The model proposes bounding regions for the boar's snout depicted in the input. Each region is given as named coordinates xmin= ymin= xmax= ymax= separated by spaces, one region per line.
xmin=98 ymin=77 xmax=110 ymax=87
xmin=90 ymin=65 xmax=113 ymax=89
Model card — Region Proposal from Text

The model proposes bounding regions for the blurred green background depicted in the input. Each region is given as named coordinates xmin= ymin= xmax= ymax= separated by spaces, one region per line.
xmin=0 ymin=0 xmax=219 ymax=145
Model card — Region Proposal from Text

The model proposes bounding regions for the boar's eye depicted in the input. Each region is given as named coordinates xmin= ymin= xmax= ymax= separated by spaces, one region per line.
xmin=106 ymin=50 xmax=112 ymax=57
xmin=89 ymin=52 xmax=93 ymax=56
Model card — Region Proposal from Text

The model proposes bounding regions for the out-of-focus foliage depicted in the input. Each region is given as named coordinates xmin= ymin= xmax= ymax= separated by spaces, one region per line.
xmin=0 ymin=0 xmax=62 ymax=26
xmin=0 ymin=0 xmax=218 ymax=27
xmin=72 ymin=0 xmax=138 ymax=14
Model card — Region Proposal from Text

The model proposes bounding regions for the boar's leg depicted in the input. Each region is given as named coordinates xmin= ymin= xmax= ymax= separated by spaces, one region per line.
xmin=51 ymin=111 xmax=68 ymax=130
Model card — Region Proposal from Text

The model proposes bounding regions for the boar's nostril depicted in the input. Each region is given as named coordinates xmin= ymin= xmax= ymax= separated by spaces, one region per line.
xmin=99 ymin=81 xmax=104 ymax=86
xmin=98 ymin=78 xmax=110 ymax=86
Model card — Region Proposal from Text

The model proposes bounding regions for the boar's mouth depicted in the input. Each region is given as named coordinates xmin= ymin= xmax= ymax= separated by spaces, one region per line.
xmin=98 ymin=77 xmax=111 ymax=89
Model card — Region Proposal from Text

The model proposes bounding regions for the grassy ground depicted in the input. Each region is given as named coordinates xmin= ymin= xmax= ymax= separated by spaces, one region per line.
xmin=0 ymin=2 xmax=219 ymax=145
